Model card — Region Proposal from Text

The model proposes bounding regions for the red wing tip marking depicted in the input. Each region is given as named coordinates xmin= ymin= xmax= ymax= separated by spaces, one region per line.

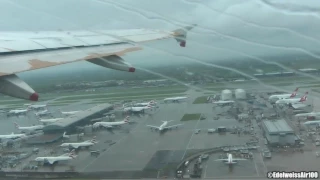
xmin=129 ymin=67 xmax=136 ymax=72
xmin=180 ymin=41 xmax=186 ymax=47
xmin=29 ymin=93 xmax=39 ymax=101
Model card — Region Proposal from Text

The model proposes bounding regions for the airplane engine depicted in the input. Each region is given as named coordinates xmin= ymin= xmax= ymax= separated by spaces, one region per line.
xmin=87 ymin=55 xmax=135 ymax=72
xmin=0 ymin=74 xmax=38 ymax=101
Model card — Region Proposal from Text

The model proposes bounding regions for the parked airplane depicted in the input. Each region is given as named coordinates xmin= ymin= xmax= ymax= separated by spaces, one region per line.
xmin=303 ymin=120 xmax=320 ymax=126
xmin=269 ymin=88 xmax=299 ymax=101
xmin=215 ymin=153 xmax=247 ymax=166
xmin=7 ymin=109 xmax=29 ymax=116
xmin=133 ymin=100 xmax=157 ymax=107
xmin=60 ymin=138 xmax=97 ymax=149
xmin=59 ymin=109 xmax=81 ymax=116
xmin=164 ymin=97 xmax=188 ymax=103
xmin=275 ymin=92 xmax=308 ymax=105
xmin=0 ymin=132 xmax=27 ymax=140
xmin=295 ymin=112 xmax=320 ymax=118
xmin=93 ymin=116 xmax=130 ymax=129
xmin=35 ymin=109 xmax=51 ymax=117
xmin=26 ymin=104 xmax=47 ymax=110
xmin=14 ymin=122 xmax=44 ymax=133
xmin=34 ymin=150 xmax=77 ymax=165
xmin=38 ymin=117 xmax=64 ymax=124
xmin=0 ymin=25 xmax=195 ymax=101
xmin=123 ymin=105 xmax=152 ymax=113
xmin=147 ymin=120 xmax=183 ymax=132
xmin=212 ymin=100 xmax=235 ymax=106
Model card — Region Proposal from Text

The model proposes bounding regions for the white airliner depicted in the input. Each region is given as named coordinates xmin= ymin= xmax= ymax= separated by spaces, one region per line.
xmin=39 ymin=117 xmax=64 ymax=124
xmin=35 ymin=109 xmax=51 ymax=117
xmin=0 ymin=25 xmax=195 ymax=102
xmin=60 ymin=138 xmax=97 ymax=149
xmin=7 ymin=109 xmax=29 ymax=116
xmin=0 ymin=132 xmax=27 ymax=140
xmin=295 ymin=112 xmax=320 ymax=118
xmin=275 ymin=92 xmax=308 ymax=104
xmin=26 ymin=104 xmax=47 ymax=110
xmin=212 ymin=100 xmax=235 ymax=105
xmin=123 ymin=105 xmax=152 ymax=113
xmin=147 ymin=120 xmax=183 ymax=131
xmin=164 ymin=97 xmax=188 ymax=103
xmin=269 ymin=88 xmax=299 ymax=101
xmin=14 ymin=122 xmax=44 ymax=132
xmin=34 ymin=150 xmax=77 ymax=165
xmin=215 ymin=153 xmax=247 ymax=165
xmin=59 ymin=109 xmax=81 ymax=116
xmin=134 ymin=100 xmax=157 ymax=107
xmin=93 ymin=116 xmax=130 ymax=128
xmin=303 ymin=120 xmax=320 ymax=126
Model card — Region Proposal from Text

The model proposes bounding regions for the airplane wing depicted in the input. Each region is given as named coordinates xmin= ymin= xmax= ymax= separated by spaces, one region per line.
xmin=0 ymin=24 xmax=196 ymax=101
xmin=215 ymin=159 xmax=228 ymax=162
xmin=99 ymin=124 xmax=113 ymax=128
xmin=147 ymin=125 xmax=160 ymax=129
xmin=165 ymin=124 xmax=183 ymax=129
xmin=232 ymin=158 xmax=247 ymax=161
xmin=291 ymin=103 xmax=307 ymax=109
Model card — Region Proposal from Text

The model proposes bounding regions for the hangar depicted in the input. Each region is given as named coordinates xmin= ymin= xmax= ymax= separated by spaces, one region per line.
xmin=43 ymin=103 xmax=113 ymax=134
xmin=262 ymin=119 xmax=296 ymax=146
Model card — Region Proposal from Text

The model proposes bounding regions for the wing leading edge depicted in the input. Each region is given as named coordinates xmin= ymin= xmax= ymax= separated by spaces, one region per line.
xmin=0 ymin=24 xmax=196 ymax=101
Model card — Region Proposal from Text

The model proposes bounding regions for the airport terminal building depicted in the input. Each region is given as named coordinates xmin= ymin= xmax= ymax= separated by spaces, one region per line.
xmin=262 ymin=119 xmax=296 ymax=146
xmin=26 ymin=103 xmax=113 ymax=144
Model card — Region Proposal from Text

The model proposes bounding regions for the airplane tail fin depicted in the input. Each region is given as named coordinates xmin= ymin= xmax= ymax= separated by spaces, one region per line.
xmin=173 ymin=24 xmax=197 ymax=47
xmin=90 ymin=136 xmax=98 ymax=143
xmin=300 ymin=92 xmax=308 ymax=102
xmin=290 ymin=88 xmax=299 ymax=97
xmin=124 ymin=116 xmax=130 ymax=123
xmin=14 ymin=122 xmax=19 ymax=129
xmin=68 ymin=149 xmax=77 ymax=159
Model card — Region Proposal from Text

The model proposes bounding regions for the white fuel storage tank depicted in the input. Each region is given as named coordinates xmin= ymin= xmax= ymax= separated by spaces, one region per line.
xmin=235 ymin=89 xmax=246 ymax=99
xmin=221 ymin=89 xmax=232 ymax=101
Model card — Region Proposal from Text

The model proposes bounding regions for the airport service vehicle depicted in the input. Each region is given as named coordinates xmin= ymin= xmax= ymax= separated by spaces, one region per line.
xmin=34 ymin=150 xmax=77 ymax=165
xmin=164 ymin=96 xmax=188 ymax=103
xmin=147 ymin=120 xmax=183 ymax=132
xmin=60 ymin=138 xmax=98 ymax=149
xmin=93 ymin=116 xmax=130 ymax=128
xmin=14 ymin=122 xmax=44 ymax=133
xmin=215 ymin=153 xmax=247 ymax=166
xmin=269 ymin=88 xmax=299 ymax=101
xmin=275 ymin=92 xmax=308 ymax=105
xmin=0 ymin=25 xmax=195 ymax=101
xmin=0 ymin=132 xmax=27 ymax=140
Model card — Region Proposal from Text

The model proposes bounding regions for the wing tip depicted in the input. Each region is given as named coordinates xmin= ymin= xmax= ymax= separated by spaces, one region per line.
xmin=173 ymin=24 xmax=197 ymax=47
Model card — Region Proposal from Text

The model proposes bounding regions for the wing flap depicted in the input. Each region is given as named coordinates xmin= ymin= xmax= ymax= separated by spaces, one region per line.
xmin=147 ymin=125 xmax=160 ymax=129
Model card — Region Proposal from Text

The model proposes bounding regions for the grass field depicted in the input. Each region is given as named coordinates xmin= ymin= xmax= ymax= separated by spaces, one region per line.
xmin=56 ymin=89 xmax=187 ymax=101
xmin=193 ymin=96 xmax=209 ymax=104
xmin=180 ymin=113 xmax=201 ymax=121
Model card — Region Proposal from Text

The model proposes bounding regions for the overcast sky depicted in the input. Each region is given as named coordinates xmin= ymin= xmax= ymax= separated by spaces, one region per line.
xmin=1 ymin=0 xmax=320 ymax=77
